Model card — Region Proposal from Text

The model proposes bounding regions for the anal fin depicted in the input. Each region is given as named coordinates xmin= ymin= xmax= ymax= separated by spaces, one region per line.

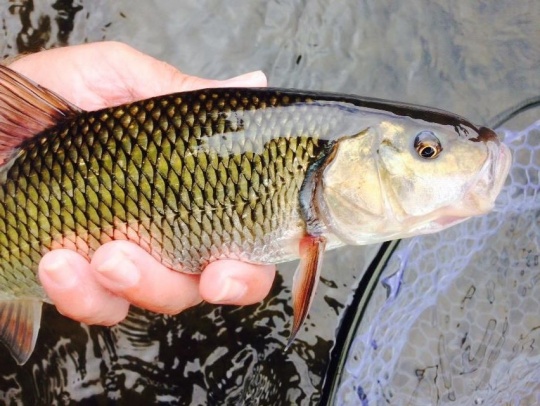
xmin=0 ymin=300 xmax=42 ymax=365
xmin=287 ymin=235 xmax=326 ymax=348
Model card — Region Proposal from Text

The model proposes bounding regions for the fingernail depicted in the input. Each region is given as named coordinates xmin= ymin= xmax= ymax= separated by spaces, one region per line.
xmin=220 ymin=70 xmax=267 ymax=87
xmin=97 ymin=251 xmax=140 ymax=288
xmin=42 ymin=257 xmax=78 ymax=288
xmin=214 ymin=278 xmax=248 ymax=303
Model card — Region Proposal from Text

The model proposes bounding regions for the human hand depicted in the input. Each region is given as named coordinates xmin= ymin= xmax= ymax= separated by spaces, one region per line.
xmin=9 ymin=41 xmax=275 ymax=325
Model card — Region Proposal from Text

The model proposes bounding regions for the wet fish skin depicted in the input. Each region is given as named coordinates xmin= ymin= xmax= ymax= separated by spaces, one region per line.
xmin=0 ymin=83 xmax=343 ymax=364
xmin=1 ymin=89 xmax=332 ymax=295
xmin=0 ymin=65 xmax=511 ymax=364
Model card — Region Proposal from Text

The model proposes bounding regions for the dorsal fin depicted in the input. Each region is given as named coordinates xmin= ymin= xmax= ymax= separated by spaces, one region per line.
xmin=0 ymin=300 xmax=42 ymax=365
xmin=0 ymin=64 xmax=81 ymax=164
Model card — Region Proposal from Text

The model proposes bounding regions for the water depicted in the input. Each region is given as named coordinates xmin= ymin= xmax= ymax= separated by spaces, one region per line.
xmin=0 ymin=1 xmax=539 ymax=404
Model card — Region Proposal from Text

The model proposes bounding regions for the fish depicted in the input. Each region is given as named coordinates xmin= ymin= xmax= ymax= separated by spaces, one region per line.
xmin=0 ymin=65 xmax=511 ymax=365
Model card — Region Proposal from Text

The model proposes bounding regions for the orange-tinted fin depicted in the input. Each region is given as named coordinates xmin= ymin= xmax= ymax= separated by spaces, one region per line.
xmin=287 ymin=235 xmax=327 ymax=349
xmin=0 ymin=300 xmax=42 ymax=365
xmin=0 ymin=65 xmax=81 ymax=164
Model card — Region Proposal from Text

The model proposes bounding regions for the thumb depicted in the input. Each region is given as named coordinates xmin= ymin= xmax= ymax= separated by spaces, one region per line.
xmin=143 ymin=57 xmax=267 ymax=96
xmin=170 ymin=70 xmax=268 ymax=92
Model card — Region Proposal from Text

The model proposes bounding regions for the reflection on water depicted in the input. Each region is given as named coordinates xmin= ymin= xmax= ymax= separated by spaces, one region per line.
xmin=1 ymin=275 xmax=334 ymax=405
xmin=1 ymin=1 xmax=119 ymax=57
xmin=0 ymin=0 xmax=539 ymax=405
xmin=10 ymin=0 xmax=83 ymax=51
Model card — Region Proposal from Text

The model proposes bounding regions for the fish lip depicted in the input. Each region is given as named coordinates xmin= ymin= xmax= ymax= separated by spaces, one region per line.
xmin=464 ymin=140 xmax=511 ymax=212
xmin=490 ymin=141 xmax=512 ymax=192
xmin=498 ymin=142 xmax=512 ymax=177
xmin=432 ymin=215 xmax=468 ymax=227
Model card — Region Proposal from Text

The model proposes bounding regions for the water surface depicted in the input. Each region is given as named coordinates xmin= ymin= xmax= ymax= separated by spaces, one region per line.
xmin=0 ymin=1 xmax=539 ymax=404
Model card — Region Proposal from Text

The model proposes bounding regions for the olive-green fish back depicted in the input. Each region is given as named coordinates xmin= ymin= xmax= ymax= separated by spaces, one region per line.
xmin=0 ymin=89 xmax=330 ymax=300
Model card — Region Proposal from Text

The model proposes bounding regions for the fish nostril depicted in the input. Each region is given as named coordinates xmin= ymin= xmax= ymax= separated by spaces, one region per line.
xmin=473 ymin=127 xmax=500 ymax=144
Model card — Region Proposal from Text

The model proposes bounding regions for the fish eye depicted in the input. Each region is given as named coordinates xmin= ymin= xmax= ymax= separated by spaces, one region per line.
xmin=414 ymin=131 xmax=442 ymax=159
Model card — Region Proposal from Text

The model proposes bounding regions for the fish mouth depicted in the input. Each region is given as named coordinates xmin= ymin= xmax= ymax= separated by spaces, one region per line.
xmin=465 ymin=140 xmax=512 ymax=212
xmin=425 ymin=141 xmax=511 ymax=230
xmin=433 ymin=215 xmax=468 ymax=227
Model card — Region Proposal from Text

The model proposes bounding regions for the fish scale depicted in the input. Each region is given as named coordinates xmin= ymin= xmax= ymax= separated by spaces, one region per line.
xmin=0 ymin=89 xmax=325 ymax=301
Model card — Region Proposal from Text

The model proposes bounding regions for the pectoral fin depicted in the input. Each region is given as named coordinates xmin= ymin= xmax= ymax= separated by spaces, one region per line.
xmin=287 ymin=235 xmax=326 ymax=348
xmin=0 ymin=300 xmax=42 ymax=365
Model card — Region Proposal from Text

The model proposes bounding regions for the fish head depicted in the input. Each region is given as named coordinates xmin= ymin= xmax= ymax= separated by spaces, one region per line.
xmin=318 ymin=113 xmax=512 ymax=244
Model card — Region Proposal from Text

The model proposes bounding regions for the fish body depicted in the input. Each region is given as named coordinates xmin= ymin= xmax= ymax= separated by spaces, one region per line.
xmin=0 ymin=65 xmax=511 ymax=364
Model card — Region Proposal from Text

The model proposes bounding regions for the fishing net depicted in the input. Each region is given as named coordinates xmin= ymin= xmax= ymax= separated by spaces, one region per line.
xmin=335 ymin=120 xmax=540 ymax=405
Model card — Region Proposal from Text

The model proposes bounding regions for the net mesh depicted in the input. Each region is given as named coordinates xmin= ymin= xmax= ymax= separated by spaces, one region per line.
xmin=336 ymin=120 xmax=540 ymax=405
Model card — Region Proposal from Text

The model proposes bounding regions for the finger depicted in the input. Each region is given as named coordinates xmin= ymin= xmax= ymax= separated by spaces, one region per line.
xmin=199 ymin=260 xmax=276 ymax=305
xmin=38 ymin=249 xmax=130 ymax=325
xmin=90 ymin=241 xmax=202 ymax=315
xmin=158 ymin=67 xmax=268 ymax=94
xmin=86 ymin=42 xmax=268 ymax=103
xmin=9 ymin=42 xmax=267 ymax=110
xmin=108 ymin=43 xmax=267 ymax=99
